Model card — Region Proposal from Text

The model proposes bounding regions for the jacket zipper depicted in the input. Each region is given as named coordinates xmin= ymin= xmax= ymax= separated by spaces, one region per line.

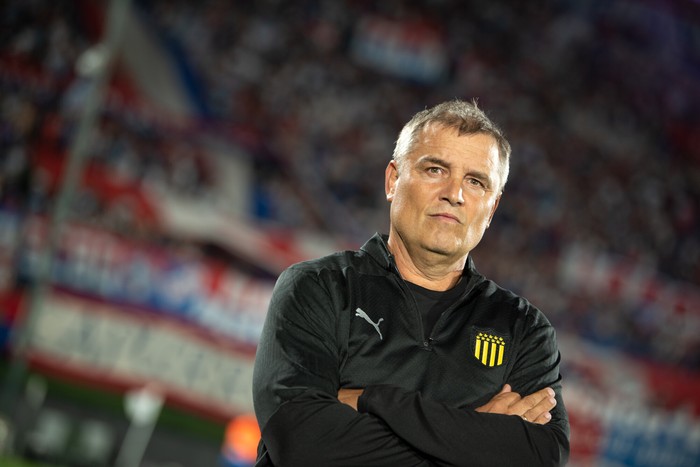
xmin=387 ymin=254 xmax=483 ymax=351
xmin=387 ymin=258 xmax=431 ymax=349
xmin=425 ymin=276 xmax=484 ymax=347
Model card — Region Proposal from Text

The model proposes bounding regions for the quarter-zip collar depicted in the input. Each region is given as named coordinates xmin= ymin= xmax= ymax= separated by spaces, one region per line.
xmin=360 ymin=233 xmax=483 ymax=292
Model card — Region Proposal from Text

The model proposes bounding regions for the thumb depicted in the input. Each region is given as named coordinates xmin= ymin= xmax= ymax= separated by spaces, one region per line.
xmin=499 ymin=384 xmax=512 ymax=394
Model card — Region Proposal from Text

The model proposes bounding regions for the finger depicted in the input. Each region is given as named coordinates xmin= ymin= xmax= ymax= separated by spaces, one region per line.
xmin=499 ymin=384 xmax=512 ymax=394
xmin=517 ymin=387 xmax=554 ymax=412
xmin=475 ymin=389 xmax=522 ymax=414
xmin=522 ymin=393 xmax=557 ymax=425
xmin=477 ymin=392 xmax=521 ymax=413
xmin=531 ymin=411 xmax=553 ymax=425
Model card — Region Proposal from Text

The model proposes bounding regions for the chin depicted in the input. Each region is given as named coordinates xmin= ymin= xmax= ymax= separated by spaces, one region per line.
xmin=424 ymin=240 xmax=465 ymax=258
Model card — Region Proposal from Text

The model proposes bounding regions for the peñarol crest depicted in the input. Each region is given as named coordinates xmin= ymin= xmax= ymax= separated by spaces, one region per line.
xmin=473 ymin=330 xmax=507 ymax=367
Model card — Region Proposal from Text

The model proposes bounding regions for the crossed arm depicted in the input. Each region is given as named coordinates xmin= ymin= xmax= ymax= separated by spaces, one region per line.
xmin=338 ymin=383 xmax=557 ymax=425
xmin=258 ymin=381 xmax=567 ymax=466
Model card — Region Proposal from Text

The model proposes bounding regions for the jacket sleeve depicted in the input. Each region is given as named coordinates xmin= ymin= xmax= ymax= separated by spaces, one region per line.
xmin=252 ymin=267 xmax=432 ymax=467
xmin=357 ymin=314 xmax=570 ymax=467
xmin=359 ymin=385 xmax=568 ymax=467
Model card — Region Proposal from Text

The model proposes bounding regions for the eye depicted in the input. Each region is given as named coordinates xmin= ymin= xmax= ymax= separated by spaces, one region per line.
xmin=426 ymin=166 xmax=444 ymax=175
xmin=467 ymin=178 xmax=485 ymax=188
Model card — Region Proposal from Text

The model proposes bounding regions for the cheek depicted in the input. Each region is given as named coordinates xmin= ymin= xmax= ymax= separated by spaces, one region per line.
xmin=391 ymin=184 xmax=410 ymax=208
xmin=390 ymin=193 xmax=410 ymax=218
xmin=390 ymin=189 xmax=422 ymax=223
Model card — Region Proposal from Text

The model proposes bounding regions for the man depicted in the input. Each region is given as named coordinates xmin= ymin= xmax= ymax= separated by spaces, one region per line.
xmin=252 ymin=100 xmax=569 ymax=466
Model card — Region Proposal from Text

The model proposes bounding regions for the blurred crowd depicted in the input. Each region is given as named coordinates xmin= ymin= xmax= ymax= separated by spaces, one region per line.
xmin=0 ymin=0 xmax=218 ymax=242
xmin=1 ymin=0 xmax=699 ymax=369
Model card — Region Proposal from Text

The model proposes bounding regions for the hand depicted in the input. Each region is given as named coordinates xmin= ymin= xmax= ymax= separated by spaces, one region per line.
xmin=338 ymin=388 xmax=364 ymax=410
xmin=475 ymin=384 xmax=556 ymax=425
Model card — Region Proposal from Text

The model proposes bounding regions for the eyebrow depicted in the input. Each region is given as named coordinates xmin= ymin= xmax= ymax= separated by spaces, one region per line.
xmin=416 ymin=155 xmax=451 ymax=168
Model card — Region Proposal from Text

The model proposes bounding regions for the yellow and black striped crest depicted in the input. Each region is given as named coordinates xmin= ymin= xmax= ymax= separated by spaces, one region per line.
xmin=473 ymin=331 xmax=506 ymax=367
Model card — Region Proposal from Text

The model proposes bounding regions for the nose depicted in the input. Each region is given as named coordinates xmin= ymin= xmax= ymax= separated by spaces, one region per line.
xmin=441 ymin=178 xmax=464 ymax=206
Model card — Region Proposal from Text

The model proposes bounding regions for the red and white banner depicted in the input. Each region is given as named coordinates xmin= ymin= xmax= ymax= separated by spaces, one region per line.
xmin=15 ymin=211 xmax=274 ymax=345
xmin=26 ymin=289 xmax=255 ymax=420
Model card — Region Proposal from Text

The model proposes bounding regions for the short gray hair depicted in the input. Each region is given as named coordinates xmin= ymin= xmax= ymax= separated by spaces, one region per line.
xmin=392 ymin=99 xmax=511 ymax=192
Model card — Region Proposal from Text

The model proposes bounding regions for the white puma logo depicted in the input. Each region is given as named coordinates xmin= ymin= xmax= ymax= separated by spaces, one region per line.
xmin=355 ymin=307 xmax=384 ymax=340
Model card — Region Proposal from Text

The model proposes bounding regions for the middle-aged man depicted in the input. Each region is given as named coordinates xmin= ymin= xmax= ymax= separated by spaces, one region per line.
xmin=252 ymin=99 xmax=570 ymax=466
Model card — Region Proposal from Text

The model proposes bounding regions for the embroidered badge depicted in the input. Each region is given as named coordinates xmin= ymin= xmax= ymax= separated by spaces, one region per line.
xmin=473 ymin=331 xmax=506 ymax=367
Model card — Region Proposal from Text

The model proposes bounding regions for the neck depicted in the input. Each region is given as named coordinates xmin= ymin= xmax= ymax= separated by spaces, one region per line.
xmin=387 ymin=235 xmax=467 ymax=291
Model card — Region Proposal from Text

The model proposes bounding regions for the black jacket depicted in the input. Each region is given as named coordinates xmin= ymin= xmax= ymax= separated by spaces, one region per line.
xmin=253 ymin=234 xmax=569 ymax=466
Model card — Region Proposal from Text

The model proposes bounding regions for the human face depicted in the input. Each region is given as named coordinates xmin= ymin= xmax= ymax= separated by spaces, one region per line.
xmin=385 ymin=125 xmax=502 ymax=263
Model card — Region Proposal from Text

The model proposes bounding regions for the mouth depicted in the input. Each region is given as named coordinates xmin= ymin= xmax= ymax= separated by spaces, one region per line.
xmin=430 ymin=213 xmax=461 ymax=224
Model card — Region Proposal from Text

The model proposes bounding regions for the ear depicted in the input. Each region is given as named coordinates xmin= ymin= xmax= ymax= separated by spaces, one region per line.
xmin=486 ymin=194 xmax=501 ymax=228
xmin=385 ymin=160 xmax=399 ymax=202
